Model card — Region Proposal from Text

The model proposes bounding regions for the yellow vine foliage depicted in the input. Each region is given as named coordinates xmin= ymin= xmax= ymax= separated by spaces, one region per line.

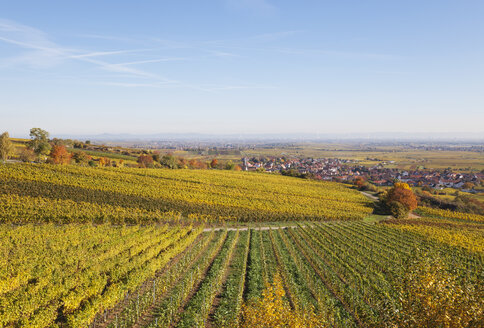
xmin=417 ymin=206 xmax=484 ymax=222
xmin=390 ymin=252 xmax=484 ymax=328
xmin=0 ymin=163 xmax=372 ymax=222
xmin=240 ymin=274 xmax=329 ymax=328
xmin=390 ymin=223 xmax=484 ymax=254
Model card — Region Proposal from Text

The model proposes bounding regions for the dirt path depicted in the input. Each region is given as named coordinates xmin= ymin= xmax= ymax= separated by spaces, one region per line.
xmin=360 ymin=191 xmax=379 ymax=201
xmin=203 ymin=225 xmax=307 ymax=232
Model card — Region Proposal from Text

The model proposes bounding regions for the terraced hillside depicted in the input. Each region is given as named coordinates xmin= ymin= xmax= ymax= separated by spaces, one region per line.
xmin=0 ymin=163 xmax=372 ymax=223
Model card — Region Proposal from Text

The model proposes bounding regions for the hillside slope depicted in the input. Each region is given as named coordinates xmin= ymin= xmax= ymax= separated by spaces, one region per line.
xmin=0 ymin=163 xmax=372 ymax=223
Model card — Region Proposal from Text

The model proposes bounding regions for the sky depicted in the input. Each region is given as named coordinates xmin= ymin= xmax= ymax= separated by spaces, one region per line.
xmin=1 ymin=0 xmax=483 ymax=137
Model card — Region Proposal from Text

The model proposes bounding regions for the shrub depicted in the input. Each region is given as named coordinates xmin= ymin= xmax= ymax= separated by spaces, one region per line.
xmin=19 ymin=148 xmax=36 ymax=162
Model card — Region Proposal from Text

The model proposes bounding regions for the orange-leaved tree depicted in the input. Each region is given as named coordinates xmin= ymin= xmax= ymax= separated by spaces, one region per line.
xmin=354 ymin=176 xmax=366 ymax=189
xmin=382 ymin=182 xmax=418 ymax=218
xmin=386 ymin=183 xmax=418 ymax=211
xmin=49 ymin=145 xmax=72 ymax=165
xmin=210 ymin=158 xmax=218 ymax=168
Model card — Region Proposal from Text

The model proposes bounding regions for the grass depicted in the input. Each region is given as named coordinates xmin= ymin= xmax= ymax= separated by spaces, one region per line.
xmin=69 ymin=148 xmax=138 ymax=161
xmin=362 ymin=214 xmax=388 ymax=223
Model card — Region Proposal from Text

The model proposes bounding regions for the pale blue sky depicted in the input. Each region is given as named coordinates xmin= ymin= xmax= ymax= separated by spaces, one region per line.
xmin=1 ymin=1 xmax=483 ymax=137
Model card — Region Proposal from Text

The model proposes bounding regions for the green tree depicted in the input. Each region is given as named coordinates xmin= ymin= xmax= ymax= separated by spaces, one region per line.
xmin=225 ymin=161 xmax=236 ymax=170
xmin=0 ymin=132 xmax=14 ymax=163
xmin=160 ymin=154 xmax=179 ymax=169
xmin=28 ymin=128 xmax=51 ymax=158
xmin=72 ymin=151 xmax=90 ymax=165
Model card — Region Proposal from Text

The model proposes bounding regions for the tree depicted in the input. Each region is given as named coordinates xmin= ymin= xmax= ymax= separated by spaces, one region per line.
xmin=160 ymin=154 xmax=179 ymax=169
xmin=138 ymin=154 xmax=154 ymax=168
xmin=28 ymin=128 xmax=51 ymax=157
xmin=19 ymin=148 xmax=36 ymax=162
xmin=462 ymin=182 xmax=474 ymax=190
xmin=188 ymin=159 xmax=197 ymax=168
xmin=0 ymin=132 xmax=14 ymax=163
xmin=225 ymin=161 xmax=236 ymax=170
xmin=152 ymin=151 xmax=160 ymax=162
xmin=99 ymin=157 xmax=111 ymax=167
xmin=354 ymin=177 xmax=366 ymax=190
xmin=210 ymin=158 xmax=218 ymax=168
xmin=386 ymin=183 xmax=418 ymax=212
xmin=72 ymin=151 xmax=90 ymax=165
xmin=394 ymin=182 xmax=411 ymax=190
xmin=49 ymin=145 xmax=72 ymax=164
xmin=388 ymin=201 xmax=409 ymax=219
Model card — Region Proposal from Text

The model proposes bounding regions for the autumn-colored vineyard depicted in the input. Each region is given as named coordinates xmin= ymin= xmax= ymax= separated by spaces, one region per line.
xmin=0 ymin=163 xmax=372 ymax=223
xmin=416 ymin=206 xmax=484 ymax=222
xmin=0 ymin=224 xmax=200 ymax=327
xmin=1 ymin=222 xmax=482 ymax=327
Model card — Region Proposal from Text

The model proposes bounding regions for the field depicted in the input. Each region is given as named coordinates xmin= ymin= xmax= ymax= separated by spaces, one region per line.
xmin=240 ymin=143 xmax=484 ymax=172
xmin=1 ymin=221 xmax=482 ymax=327
xmin=0 ymin=163 xmax=372 ymax=223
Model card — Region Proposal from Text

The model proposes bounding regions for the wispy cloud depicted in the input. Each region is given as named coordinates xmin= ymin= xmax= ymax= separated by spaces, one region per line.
xmin=68 ymin=49 xmax=149 ymax=59
xmin=0 ymin=18 xmax=277 ymax=92
xmin=0 ymin=19 xmax=176 ymax=82
xmin=0 ymin=19 xmax=70 ymax=67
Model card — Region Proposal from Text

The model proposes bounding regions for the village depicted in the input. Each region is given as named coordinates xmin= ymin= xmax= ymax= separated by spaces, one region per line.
xmin=241 ymin=156 xmax=484 ymax=190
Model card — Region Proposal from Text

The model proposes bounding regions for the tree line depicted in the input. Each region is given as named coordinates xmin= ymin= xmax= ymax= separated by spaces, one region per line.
xmin=0 ymin=128 xmax=244 ymax=171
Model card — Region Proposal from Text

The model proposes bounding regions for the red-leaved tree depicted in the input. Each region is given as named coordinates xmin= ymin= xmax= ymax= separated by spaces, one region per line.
xmin=49 ymin=145 xmax=72 ymax=165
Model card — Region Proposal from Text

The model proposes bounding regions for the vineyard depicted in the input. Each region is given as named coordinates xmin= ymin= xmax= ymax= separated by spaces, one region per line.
xmin=0 ymin=163 xmax=372 ymax=223
xmin=1 ymin=222 xmax=482 ymax=327
xmin=1 ymin=163 xmax=482 ymax=327
xmin=385 ymin=209 xmax=484 ymax=254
